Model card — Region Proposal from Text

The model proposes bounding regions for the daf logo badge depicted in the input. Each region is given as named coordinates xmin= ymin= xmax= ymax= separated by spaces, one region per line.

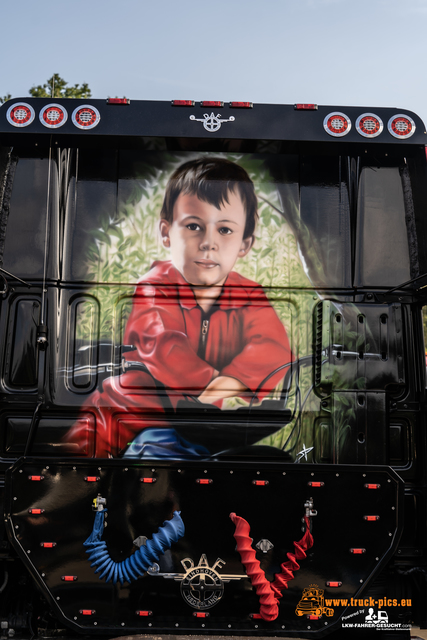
xmin=189 ymin=112 xmax=235 ymax=132
xmin=147 ymin=552 xmax=247 ymax=610
xmin=180 ymin=555 xmax=225 ymax=610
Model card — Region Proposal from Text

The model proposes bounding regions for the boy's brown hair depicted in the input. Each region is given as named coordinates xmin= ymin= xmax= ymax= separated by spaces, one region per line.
xmin=160 ymin=157 xmax=258 ymax=239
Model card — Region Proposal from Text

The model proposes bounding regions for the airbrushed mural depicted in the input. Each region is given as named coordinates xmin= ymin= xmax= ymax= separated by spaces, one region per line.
xmin=64 ymin=151 xmax=403 ymax=461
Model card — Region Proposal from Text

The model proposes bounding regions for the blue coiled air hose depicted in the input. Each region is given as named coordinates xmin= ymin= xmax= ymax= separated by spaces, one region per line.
xmin=84 ymin=509 xmax=185 ymax=585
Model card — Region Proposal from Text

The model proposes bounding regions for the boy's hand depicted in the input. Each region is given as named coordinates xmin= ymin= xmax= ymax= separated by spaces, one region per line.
xmin=198 ymin=376 xmax=248 ymax=404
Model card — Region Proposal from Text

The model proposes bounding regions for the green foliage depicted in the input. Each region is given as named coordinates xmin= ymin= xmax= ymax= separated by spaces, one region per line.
xmin=29 ymin=74 xmax=91 ymax=99
xmin=0 ymin=94 xmax=11 ymax=105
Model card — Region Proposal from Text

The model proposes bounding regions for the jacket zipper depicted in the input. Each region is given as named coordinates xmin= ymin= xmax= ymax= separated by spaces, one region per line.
xmin=201 ymin=319 xmax=209 ymax=352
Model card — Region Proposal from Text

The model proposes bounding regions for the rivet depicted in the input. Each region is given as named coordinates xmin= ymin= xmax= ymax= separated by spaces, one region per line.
xmin=19 ymin=470 xmax=23 ymax=474
xmin=392 ymin=506 xmax=395 ymax=510
xmin=148 ymin=623 xmax=152 ymax=627
xmin=307 ymin=626 xmax=311 ymax=629
xmin=376 ymin=557 xmax=379 ymax=561
xmin=360 ymin=579 xmax=363 ymax=583
xmin=74 ymin=617 xmax=77 ymax=620
xmin=336 ymin=473 xmax=339 ymax=477
xmin=202 ymin=623 xmax=205 ymax=628
xmin=389 ymin=532 xmax=392 ymax=537
xmin=257 ymin=471 xmax=260 ymax=475
xmin=46 ymin=466 xmax=49 ymax=470
xmin=73 ymin=467 xmax=76 ymax=470
xmin=178 ymin=469 xmax=182 ymax=473
xmin=124 ymin=468 xmax=128 ymax=472
xmin=325 ymin=621 xmax=328 ymax=625
xmin=175 ymin=623 xmax=179 ymax=627
xmin=255 ymin=625 xmax=258 ymax=629
xmin=98 ymin=467 xmax=102 ymax=471
xmin=13 ymin=497 xmax=17 ymax=501
xmin=282 ymin=625 xmax=285 ymax=629
xmin=363 ymin=473 xmax=366 ymax=477
xmin=27 ymin=550 xmax=31 ymax=554
xmin=41 ymin=573 xmax=45 ymax=577
xmin=230 ymin=470 xmax=233 ymax=474
xmin=14 ymin=525 xmax=18 ymax=529
xmin=282 ymin=472 xmax=286 ymax=475
xmin=56 ymin=597 xmax=60 ymax=600
xmin=311 ymin=472 xmax=314 ymax=476
xmin=204 ymin=470 xmax=207 ymax=473
xmin=388 ymin=479 xmax=391 ymax=483
xmin=121 ymin=623 xmax=125 ymax=626
xmin=94 ymin=622 xmax=97 ymax=626
xmin=228 ymin=624 xmax=231 ymax=628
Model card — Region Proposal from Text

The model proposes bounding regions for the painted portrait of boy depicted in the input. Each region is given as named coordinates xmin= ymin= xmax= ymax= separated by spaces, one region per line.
xmin=66 ymin=157 xmax=292 ymax=457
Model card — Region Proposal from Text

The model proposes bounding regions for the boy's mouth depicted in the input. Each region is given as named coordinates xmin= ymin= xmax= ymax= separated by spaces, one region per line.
xmin=195 ymin=260 xmax=219 ymax=269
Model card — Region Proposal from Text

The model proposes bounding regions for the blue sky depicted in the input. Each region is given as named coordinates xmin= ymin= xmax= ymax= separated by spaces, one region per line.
xmin=2 ymin=0 xmax=427 ymax=125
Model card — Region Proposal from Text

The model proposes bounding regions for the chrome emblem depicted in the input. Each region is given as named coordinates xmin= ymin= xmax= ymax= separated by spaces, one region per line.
xmin=148 ymin=553 xmax=246 ymax=610
xmin=190 ymin=112 xmax=235 ymax=132
xmin=295 ymin=444 xmax=314 ymax=462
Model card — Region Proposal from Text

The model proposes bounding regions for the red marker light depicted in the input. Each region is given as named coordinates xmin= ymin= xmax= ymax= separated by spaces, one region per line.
xmin=308 ymin=481 xmax=324 ymax=487
xmin=201 ymin=101 xmax=223 ymax=107
xmin=193 ymin=611 xmax=209 ymax=618
xmin=364 ymin=515 xmax=380 ymax=521
xmin=388 ymin=114 xmax=416 ymax=139
xmin=229 ymin=101 xmax=253 ymax=108
xmin=140 ymin=477 xmax=156 ymax=483
xmin=196 ymin=478 xmax=213 ymax=485
xmin=350 ymin=548 xmax=366 ymax=554
xmin=80 ymin=610 xmax=95 ymax=616
xmin=252 ymin=480 xmax=269 ymax=486
xmin=61 ymin=575 xmax=78 ymax=582
xmin=84 ymin=476 xmax=100 ymax=482
xmin=136 ymin=610 xmax=152 ymax=617
xmin=294 ymin=104 xmax=318 ymax=110
xmin=28 ymin=508 xmax=45 ymax=514
xmin=309 ymin=614 xmax=320 ymax=620
xmin=106 ymin=98 xmax=130 ymax=105
xmin=364 ymin=483 xmax=380 ymax=489
xmin=326 ymin=581 xmax=342 ymax=587
xmin=28 ymin=475 xmax=44 ymax=481
xmin=172 ymin=100 xmax=195 ymax=106
xmin=250 ymin=613 xmax=262 ymax=619
xmin=40 ymin=542 xmax=56 ymax=548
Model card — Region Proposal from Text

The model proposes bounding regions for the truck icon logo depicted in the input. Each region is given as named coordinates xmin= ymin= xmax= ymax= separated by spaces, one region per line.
xmin=296 ymin=584 xmax=334 ymax=618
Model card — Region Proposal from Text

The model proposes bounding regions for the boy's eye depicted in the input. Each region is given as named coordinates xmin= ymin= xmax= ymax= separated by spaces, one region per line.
xmin=219 ymin=227 xmax=233 ymax=235
xmin=186 ymin=223 xmax=201 ymax=231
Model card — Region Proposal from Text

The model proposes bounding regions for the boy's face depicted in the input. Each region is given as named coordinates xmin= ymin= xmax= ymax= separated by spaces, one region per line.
xmin=160 ymin=190 xmax=254 ymax=287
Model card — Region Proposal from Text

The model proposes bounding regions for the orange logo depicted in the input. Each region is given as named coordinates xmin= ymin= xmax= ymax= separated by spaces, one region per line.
xmin=296 ymin=584 xmax=334 ymax=619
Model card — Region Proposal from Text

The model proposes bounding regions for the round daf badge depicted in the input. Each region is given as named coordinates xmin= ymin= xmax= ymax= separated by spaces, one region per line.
xmin=40 ymin=104 xmax=68 ymax=129
xmin=71 ymin=105 xmax=100 ymax=130
xmin=6 ymin=103 xmax=35 ymax=127
xmin=356 ymin=113 xmax=383 ymax=138
xmin=323 ymin=112 xmax=351 ymax=137
xmin=388 ymin=114 xmax=416 ymax=139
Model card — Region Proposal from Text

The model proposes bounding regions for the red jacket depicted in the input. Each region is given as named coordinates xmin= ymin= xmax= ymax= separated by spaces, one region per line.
xmin=66 ymin=261 xmax=292 ymax=457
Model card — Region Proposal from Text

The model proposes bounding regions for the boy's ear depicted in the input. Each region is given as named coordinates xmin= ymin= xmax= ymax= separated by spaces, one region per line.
xmin=238 ymin=235 xmax=255 ymax=258
xmin=159 ymin=219 xmax=171 ymax=248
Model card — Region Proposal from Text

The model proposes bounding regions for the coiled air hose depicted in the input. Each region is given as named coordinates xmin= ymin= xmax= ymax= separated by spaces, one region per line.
xmin=84 ymin=507 xmax=184 ymax=585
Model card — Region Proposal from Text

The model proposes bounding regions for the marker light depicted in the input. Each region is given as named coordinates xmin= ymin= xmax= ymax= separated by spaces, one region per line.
xmin=172 ymin=100 xmax=195 ymax=106
xmin=28 ymin=508 xmax=45 ymax=514
xmin=250 ymin=614 xmax=262 ymax=619
xmin=350 ymin=548 xmax=366 ymax=554
xmin=6 ymin=103 xmax=35 ymax=127
xmin=364 ymin=515 xmax=380 ymax=521
xmin=61 ymin=575 xmax=78 ymax=581
xmin=136 ymin=610 xmax=152 ymax=617
xmin=28 ymin=475 xmax=44 ymax=481
xmin=324 ymin=112 xmax=351 ymax=137
xmin=80 ymin=610 xmax=95 ymax=616
xmin=388 ymin=114 xmax=416 ymax=139
xmin=356 ymin=113 xmax=383 ymax=138
xmin=84 ymin=476 xmax=100 ymax=482
xmin=294 ymin=104 xmax=318 ymax=110
xmin=106 ymin=98 xmax=130 ymax=104
xmin=229 ymin=102 xmax=253 ymax=108
xmin=308 ymin=481 xmax=324 ymax=487
xmin=326 ymin=581 xmax=342 ymax=587
xmin=193 ymin=612 xmax=210 ymax=618
xmin=40 ymin=542 xmax=56 ymax=548
xmin=252 ymin=480 xmax=269 ymax=486
xmin=72 ymin=105 xmax=100 ymax=130
xmin=196 ymin=478 xmax=213 ymax=484
xmin=201 ymin=101 xmax=223 ymax=107
xmin=140 ymin=477 xmax=157 ymax=483
xmin=40 ymin=104 xmax=67 ymax=129
xmin=364 ymin=483 xmax=380 ymax=489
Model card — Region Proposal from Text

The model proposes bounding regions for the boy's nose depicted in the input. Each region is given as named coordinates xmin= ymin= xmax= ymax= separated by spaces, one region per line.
xmin=199 ymin=231 xmax=218 ymax=251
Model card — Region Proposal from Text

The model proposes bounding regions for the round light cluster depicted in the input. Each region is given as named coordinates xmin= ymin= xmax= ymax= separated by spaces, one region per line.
xmin=40 ymin=104 xmax=67 ymax=129
xmin=324 ymin=112 xmax=351 ymax=137
xmin=356 ymin=113 xmax=383 ymax=138
xmin=71 ymin=105 xmax=100 ymax=130
xmin=6 ymin=103 xmax=35 ymax=127
xmin=387 ymin=114 xmax=416 ymax=139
